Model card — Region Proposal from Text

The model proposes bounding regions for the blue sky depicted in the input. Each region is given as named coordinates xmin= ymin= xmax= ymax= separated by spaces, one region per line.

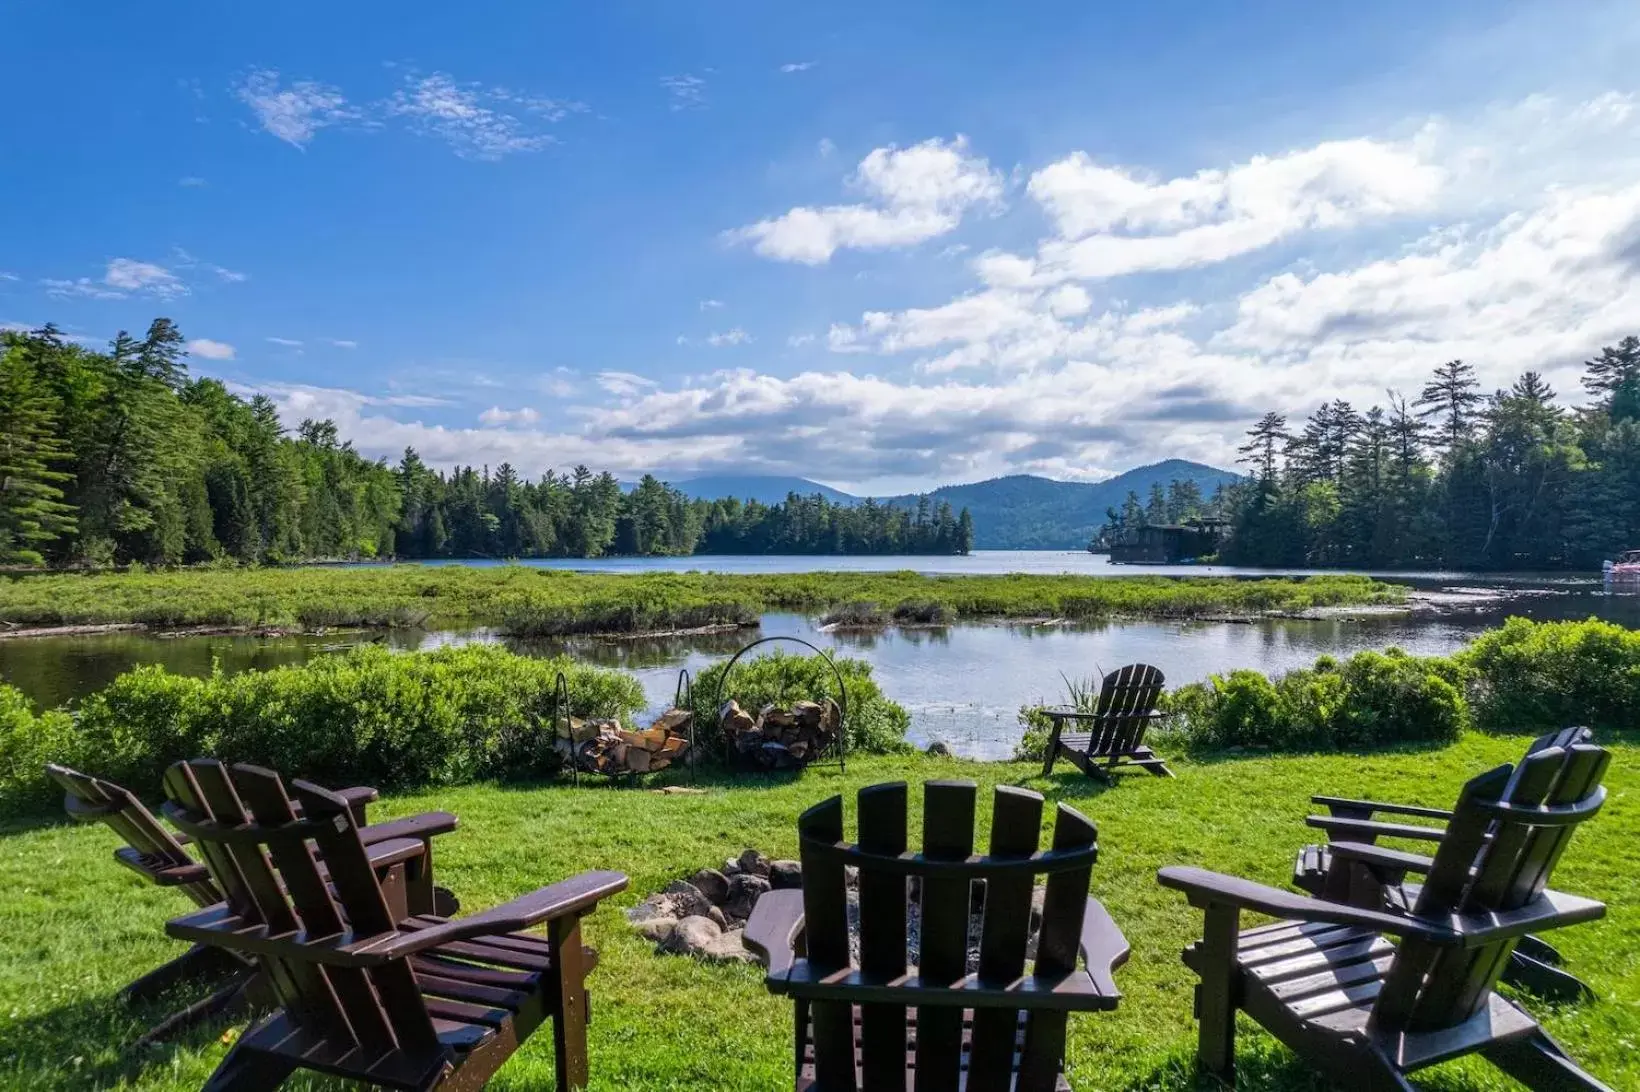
xmin=4 ymin=1 xmax=1640 ymax=492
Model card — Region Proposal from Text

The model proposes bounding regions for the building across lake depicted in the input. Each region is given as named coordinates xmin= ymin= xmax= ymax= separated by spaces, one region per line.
xmin=1109 ymin=518 xmax=1228 ymax=565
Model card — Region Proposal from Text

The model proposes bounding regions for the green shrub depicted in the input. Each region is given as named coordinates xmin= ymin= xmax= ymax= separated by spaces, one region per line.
xmin=1160 ymin=648 xmax=1466 ymax=753
xmin=691 ymin=650 xmax=912 ymax=757
xmin=0 ymin=684 xmax=80 ymax=818
xmin=1461 ymin=617 xmax=1640 ymax=735
xmin=46 ymin=645 xmax=644 ymax=812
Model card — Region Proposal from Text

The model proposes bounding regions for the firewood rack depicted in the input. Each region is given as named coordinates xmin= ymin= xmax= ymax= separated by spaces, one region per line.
xmin=709 ymin=635 xmax=848 ymax=775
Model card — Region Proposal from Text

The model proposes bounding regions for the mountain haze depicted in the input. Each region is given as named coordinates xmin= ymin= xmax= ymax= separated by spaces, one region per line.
xmin=666 ymin=460 xmax=1241 ymax=549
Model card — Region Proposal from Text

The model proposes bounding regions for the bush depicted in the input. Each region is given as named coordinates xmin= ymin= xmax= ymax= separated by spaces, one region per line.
xmin=1461 ymin=617 xmax=1640 ymax=736
xmin=1160 ymin=648 xmax=1467 ymax=754
xmin=0 ymin=684 xmax=80 ymax=818
xmin=691 ymin=650 xmax=912 ymax=757
xmin=8 ymin=645 xmax=646 ymax=815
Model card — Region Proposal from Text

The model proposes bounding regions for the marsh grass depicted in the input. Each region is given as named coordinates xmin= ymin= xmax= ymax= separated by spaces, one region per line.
xmin=0 ymin=567 xmax=1404 ymax=635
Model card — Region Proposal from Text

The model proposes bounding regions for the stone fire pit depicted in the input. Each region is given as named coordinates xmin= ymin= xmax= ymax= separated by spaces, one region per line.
xmin=628 ymin=849 xmax=1048 ymax=968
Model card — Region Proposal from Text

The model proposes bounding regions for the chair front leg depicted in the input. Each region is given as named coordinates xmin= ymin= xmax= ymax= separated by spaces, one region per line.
xmin=1041 ymin=715 xmax=1065 ymax=776
xmin=1192 ymin=901 xmax=1241 ymax=1081
xmin=548 ymin=914 xmax=592 ymax=1091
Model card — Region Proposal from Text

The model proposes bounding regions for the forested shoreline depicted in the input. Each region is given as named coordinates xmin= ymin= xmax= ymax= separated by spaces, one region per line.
xmin=0 ymin=321 xmax=972 ymax=566
xmin=1208 ymin=337 xmax=1640 ymax=570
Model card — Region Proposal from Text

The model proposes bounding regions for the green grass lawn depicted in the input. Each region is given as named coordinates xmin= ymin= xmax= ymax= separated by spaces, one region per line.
xmin=0 ymin=736 xmax=1632 ymax=1090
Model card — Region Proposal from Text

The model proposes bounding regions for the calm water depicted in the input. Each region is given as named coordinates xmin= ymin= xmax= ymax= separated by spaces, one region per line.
xmin=5 ymin=566 xmax=1637 ymax=760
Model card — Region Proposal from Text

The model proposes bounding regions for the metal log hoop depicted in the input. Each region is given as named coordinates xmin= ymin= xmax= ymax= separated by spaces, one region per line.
xmin=675 ymin=667 xmax=695 ymax=784
xmin=709 ymin=635 xmax=848 ymax=773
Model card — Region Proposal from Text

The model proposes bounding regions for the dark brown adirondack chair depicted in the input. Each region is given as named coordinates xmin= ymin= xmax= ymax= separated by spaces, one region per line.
xmin=1292 ymin=726 xmax=1596 ymax=1002
xmin=1038 ymin=663 xmax=1171 ymax=780
xmin=1160 ymin=738 xmax=1613 ymax=1090
xmin=162 ymin=759 xmax=627 ymax=1091
xmin=744 ymin=780 xmax=1130 ymax=1091
xmin=45 ymin=762 xmax=459 ymax=1043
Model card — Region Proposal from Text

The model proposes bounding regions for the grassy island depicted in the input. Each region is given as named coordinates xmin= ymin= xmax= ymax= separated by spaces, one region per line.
xmin=0 ymin=566 xmax=1404 ymax=635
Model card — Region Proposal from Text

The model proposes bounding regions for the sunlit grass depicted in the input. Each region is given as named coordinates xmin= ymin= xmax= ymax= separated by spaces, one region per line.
xmin=0 ymin=734 xmax=1632 ymax=1090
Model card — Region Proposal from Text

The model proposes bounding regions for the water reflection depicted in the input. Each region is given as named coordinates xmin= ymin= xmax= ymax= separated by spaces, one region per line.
xmin=4 ymin=580 xmax=1638 ymax=760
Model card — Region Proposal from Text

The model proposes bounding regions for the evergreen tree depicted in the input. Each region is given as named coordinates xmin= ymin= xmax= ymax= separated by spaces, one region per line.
xmin=0 ymin=342 xmax=77 ymax=564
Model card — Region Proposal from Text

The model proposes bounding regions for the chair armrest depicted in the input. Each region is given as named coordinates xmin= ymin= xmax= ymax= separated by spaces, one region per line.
xmin=357 ymin=810 xmax=459 ymax=847
xmin=1306 ymin=815 xmax=1447 ymax=843
xmin=1325 ymin=841 xmax=1434 ymax=876
xmin=1311 ymin=795 xmax=1453 ymax=822
xmin=1156 ymin=866 xmax=1461 ymax=946
xmin=115 ymin=846 xmax=211 ymax=887
xmin=1078 ymin=896 xmax=1129 ymax=999
xmin=336 ymin=786 xmax=378 ymax=823
xmin=363 ymin=837 xmax=428 ymax=871
xmin=347 ymin=870 xmax=628 ymax=963
xmin=745 ymin=889 xmax=805 ymax=981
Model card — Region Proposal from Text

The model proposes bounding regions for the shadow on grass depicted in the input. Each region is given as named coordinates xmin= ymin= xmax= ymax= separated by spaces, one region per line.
xmin=0 ymin=978 xmax=250 ymax=1092
xmin=1167 ymin=736 xmax=1459 ymax=768
xmin=1113 ymin=1046 xmax=1338 ymax=1091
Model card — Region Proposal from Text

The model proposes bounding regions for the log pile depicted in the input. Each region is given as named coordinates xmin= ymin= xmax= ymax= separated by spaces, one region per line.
xmin=560 ymin=708 xmax=692 ymax=776
xmin=718 ymin=698 xmax=839 ymax=770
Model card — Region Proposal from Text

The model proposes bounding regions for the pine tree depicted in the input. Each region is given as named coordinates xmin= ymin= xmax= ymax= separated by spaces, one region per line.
xmin=1238 ymin=412 xmax=1288 ymax=483
xmin=0 ymin=345 xmax=77 ymax=564
xmin=1416 ymin=359 xmax=1483 ymax=452
xmin=1580 ymin=336 xmax=1640 ymax=399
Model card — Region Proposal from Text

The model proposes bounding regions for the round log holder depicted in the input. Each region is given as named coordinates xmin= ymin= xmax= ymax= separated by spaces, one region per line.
xmin=565 ymin=668 xmax=698 ymax=787
xmin=709 ymin=634 xmax=848 ymax=775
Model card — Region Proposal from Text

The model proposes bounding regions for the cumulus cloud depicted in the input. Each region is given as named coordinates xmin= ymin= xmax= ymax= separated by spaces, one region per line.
xmin=478 ymin=405 xmax=542 ymax=426
xmin=326 ymin=338 xmax=359 ymax=349
xmin=726 ymin=136 xmax=1004 ymax=264
xmin=699 ymin=298 xmax=724 ymax=310
xmin=186 ymin=338 xmax=235 ymax=360
xmin=780 ymin=61 xmax=816 ymax=73
xmin=235 ymin=69 xmax=354 ymax=147
xmin=267 ymin=336 xmax=304 ymax=348
xmin=242 ymin=91 xmax=1640 ymax=487
xmin=45 ymin=258 xmax=190 ymax=300
xmin=706 ymin=327 xmax=751 ymax=347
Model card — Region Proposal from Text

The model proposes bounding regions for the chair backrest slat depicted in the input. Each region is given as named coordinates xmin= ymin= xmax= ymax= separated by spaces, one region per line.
xmin=46 ymin=763 xmax=220 ymax=908
xmin=1091 ymin=664 xmax=1164 ymax=756
xmin=1371 ymin=740 xmax=1607 ymax=1034
xmin=797 ymin=794 xmax=855 ymax=1090
xmin=856 ymin=782 xmax=909 ymax=1090
xmin=914 ymin=781 xmax=978 ymax=1092
xmin=1016 ymin=804 xmax=1097 ymax=1092
xmin=966 ymin=787 xmax=1044 ymax=1092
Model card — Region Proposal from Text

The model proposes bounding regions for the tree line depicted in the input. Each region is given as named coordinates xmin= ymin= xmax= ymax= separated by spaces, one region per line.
xmin=0 ymin=321 xmax=972 ymax=566
xmin=1091 ymin=478 xmax=1224 ymax=549
xmin=1219 ymin=337 xmax=1640 ymax=570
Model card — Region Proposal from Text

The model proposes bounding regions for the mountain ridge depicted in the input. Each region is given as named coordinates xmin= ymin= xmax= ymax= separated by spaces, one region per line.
xmin=666 ymin=461 xmax=1242 ymax=549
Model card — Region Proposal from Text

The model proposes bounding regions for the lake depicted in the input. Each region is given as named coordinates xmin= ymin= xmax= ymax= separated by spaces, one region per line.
xmin=4 ymin=557 xmax=1635 ymax=759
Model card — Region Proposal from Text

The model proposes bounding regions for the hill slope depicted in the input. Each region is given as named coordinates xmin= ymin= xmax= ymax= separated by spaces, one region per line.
xmin=885 ymin=460 xmax=1241 ymax=549
xmin=664 ymin=462 xmax=1240 ymax=550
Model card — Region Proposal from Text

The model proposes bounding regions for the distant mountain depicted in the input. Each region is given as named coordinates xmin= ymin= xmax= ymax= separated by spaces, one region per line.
xmin=670 ymin=474 xmax=857 ymax=505
xmin=658 ymin=462 xmax=1242 ymax=549
xmin=883 ymin=460 xmax=1242 ymax=549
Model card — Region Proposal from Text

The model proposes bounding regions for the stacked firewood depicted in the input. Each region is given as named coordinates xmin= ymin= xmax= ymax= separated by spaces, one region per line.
xmin=562 ymin=708 xmax=692 ymax=776
xmin=718 ymin=698 xmax=839 ymax=770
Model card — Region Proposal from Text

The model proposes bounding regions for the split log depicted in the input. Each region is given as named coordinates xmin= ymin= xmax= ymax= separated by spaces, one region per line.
xmin=718 ymin=698 xmax=839 ymax=771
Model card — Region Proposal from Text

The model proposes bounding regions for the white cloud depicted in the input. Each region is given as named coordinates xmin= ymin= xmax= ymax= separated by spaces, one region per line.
xmin=0 ymin=271 xmax=18 ymax=282
xmin=706 ymin=327 xmax=752 ymax=347
xmin=661 ymin=74 xmax=707 ymax=111
xmin=788 ymin=332 xmax=817 ymax=347
xmin=388 ymin=73 xmax=560 ymax=159
xmin=267 ymin=336 xmax=304 ymax=348
xmin=479 ymin=405 xmax=542 ymax=426
xmin=327 ymin=338 xmax=358 ymax=349
xmin=780 ymin=61 xmax=817 ymax=73
xmin=597 ymin=371 xmax=660 ymax=397
xmin=105 ymin=258 xmax=185 ymax=295
xmin=726 ymin=136 xmax=1004 ymax=264
xmin=817 ymin=138 xmax=836 ymax=159
xmin=187 ymin=338 xmax=235 ymax=360
xmin=235 ymin=69 xmax=354 ymax=147
xmin=699 ymin=298 xmax=724 ymax=310
xmin=178 ymin=176 xmax=207 ymax=187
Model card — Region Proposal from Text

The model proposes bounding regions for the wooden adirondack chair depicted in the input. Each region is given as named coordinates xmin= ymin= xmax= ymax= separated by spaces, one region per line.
xmin=744 ymin=780 xmax=1130 ymax=1091
xmin=1038 ymin=663 xmax=1172 ymax=780
xmin=1291 ymin=727 xmax=1596 ymax=1002
xmin=1160 ymin=738 xmax=1613 ymax=1090
xmin=162 ymin=759 xmax=627 ymax=1091
xmin=45 ymin=762 xmax=460 ymax=1043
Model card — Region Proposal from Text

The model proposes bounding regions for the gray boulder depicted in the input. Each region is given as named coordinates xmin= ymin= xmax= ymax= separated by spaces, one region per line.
xmin=690 ymin=867 xmax=731 ymax=905
xmin=633 ymin=916 xmax=678 ymax=944
xmin=769 ymin=859 xmax=803 ymax=890
xmin=663 ymin=915 xmax=723 ymax=956
xmin=737 ymin=848 xmax=771 ymax=877
xmin=723 ymin=873 xmax=771 ymax=922
xmin=662 ymin=880 xmax=715 ymax=920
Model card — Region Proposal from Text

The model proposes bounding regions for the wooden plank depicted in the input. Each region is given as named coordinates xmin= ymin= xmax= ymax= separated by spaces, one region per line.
xmin=913 ymin=781 xmax=976 ymax=1092
xmin=1017 ymin=802 xmax=1095 ymax=1092
xmin=797 ymin=795 xmax=855 ymax=1092
xmin=966 ymin=788 xmax=1044 ymax=1092
xmin=855 ymin=782 xmax=909 ymax=1090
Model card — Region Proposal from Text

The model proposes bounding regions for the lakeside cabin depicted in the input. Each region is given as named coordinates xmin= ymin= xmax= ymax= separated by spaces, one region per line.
xmin=1109 ymin=517 xmax=1227 ymax=565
